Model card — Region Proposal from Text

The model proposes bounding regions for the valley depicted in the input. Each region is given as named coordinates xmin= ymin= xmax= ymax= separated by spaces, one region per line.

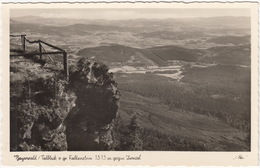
xmin=10 ymin=15 xmax=251 ymax=151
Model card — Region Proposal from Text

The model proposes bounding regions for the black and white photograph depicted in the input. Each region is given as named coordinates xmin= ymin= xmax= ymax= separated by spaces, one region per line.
xmin=8 ymin=5 xmax=255 ymax=153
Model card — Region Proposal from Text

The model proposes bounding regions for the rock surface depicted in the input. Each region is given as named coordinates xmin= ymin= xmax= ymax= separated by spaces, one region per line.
xmin=66 ymin=58 xmax=120 ymax=150
xmin=10 ymin=57 xmax=120 ymax=151
xmin=10 ymin=59 xmax=76 ymax=151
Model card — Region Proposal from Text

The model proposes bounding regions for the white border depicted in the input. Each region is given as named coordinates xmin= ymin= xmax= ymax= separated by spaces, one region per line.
xmin=1 ymin=1 xmax=259 ymax=167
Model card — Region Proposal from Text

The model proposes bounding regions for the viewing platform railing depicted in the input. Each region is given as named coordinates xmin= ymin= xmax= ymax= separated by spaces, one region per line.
xmin=10 ymin=34 xmax=69 ymax=80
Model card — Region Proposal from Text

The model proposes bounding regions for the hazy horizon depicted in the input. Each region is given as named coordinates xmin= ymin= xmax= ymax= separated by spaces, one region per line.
xmin=11 ymin=8 xmax=250 ymax=20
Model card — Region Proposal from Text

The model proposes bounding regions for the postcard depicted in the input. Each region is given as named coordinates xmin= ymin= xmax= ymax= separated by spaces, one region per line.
xmin=1 ymin=2 xmax=259 ymax=166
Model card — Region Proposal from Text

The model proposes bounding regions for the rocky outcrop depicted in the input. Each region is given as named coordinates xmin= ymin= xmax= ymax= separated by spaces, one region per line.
xmin=10 ymin=74 xmax=76 ymax=151
xmin=66 ymin=58 xmax=120 ymax=150
xmin=10 ymin=57 xmax=120 ymax=151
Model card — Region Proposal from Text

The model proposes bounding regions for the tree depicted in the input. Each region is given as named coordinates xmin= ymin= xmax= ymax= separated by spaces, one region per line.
xmin=128 ymin=113 xmax=143 ymax=150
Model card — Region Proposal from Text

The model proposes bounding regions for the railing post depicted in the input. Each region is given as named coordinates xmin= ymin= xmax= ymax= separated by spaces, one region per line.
xmin=21 ymin=35 xmax=26 ymax=52
xmin=39 ymin=43 xmax=42 ymax=60
xmin=63 ymin=52 xmax=69 ymax=81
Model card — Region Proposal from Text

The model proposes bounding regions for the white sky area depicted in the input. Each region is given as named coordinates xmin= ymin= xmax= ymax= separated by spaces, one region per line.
xmin=11 ymin=8 xmax=250 ymax=20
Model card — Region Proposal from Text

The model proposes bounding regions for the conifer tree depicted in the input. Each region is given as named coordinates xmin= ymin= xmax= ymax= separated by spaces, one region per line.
xmin=128 ymin=113 xmax=143 ymax=150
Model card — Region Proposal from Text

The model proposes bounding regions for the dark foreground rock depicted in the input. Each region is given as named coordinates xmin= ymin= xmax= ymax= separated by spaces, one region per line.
xmin=10 ymin=77 xmax=76 ymax=151
xmin=66 ymin=58 xmax=120 ymax=150
xmin=10 ymin=57 xmax=120 ymax=151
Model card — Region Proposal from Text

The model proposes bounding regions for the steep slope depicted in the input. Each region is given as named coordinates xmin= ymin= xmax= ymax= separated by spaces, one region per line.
xmin=116 ymin=73 xmax=250 ymax=151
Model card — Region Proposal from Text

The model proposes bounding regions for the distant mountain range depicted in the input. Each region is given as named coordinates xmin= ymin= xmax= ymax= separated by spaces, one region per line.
xmin=10 ymin=16 xmax=250 ymax=45
xmin=10 ymin=20 xmax=135 ymax=36
xmin=207 ymin=35 xmax=250 ymax=45
xmin=11 ymin=15 xmax=250 ymax=29
xmin=10 ymin=15 xmax=251 ymax=66
xmin=76 ymin=44 xmax=250 ymax=66
xmin=76 ymin=44 xmax=163 ymax=66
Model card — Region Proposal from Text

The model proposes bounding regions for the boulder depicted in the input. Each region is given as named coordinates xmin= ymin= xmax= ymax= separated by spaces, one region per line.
xmin=66 ymin=58 xmax=120 ymax=150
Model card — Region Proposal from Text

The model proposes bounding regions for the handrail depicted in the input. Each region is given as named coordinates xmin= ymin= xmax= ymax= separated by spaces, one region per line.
xmin=10 ymin=34 xmax=69 ymax=81
xmin=39 ymin=40 xmax=65 ymax=52
xmin=24 ymin=38 xmax=40 ymax=44
xmin=10 ymin=34 xmax=26 ymax=37
xmin=24 ymin=38 xmax=65 ymax=52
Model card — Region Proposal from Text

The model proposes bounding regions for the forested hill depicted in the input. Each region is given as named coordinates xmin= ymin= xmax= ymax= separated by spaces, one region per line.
xmin=76 ymin=44 xmax=250 ymax=66
xmin=76 ymin=44 xmax=205 ymax=66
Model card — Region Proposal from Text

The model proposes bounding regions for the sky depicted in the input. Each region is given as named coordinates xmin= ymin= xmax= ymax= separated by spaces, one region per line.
xmin=11 ymin=8 xmax=250 ymax=20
